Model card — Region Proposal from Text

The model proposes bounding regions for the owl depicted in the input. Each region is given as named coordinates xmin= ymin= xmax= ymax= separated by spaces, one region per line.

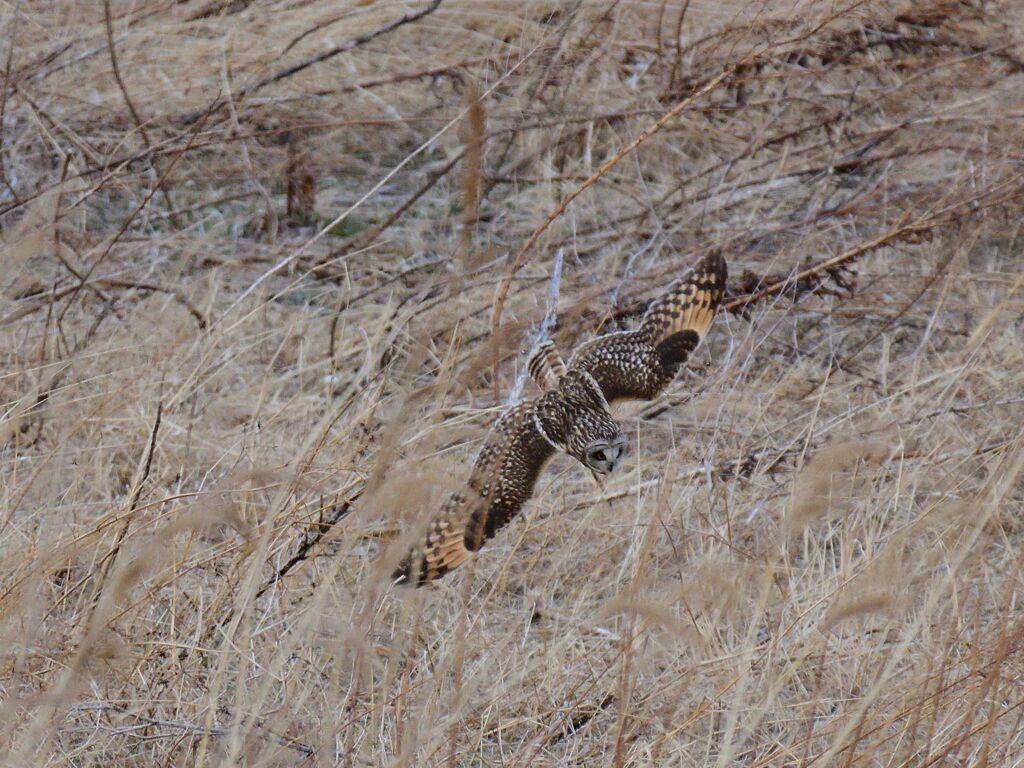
xmin=392 ymin=253 xmax=727 ymax=585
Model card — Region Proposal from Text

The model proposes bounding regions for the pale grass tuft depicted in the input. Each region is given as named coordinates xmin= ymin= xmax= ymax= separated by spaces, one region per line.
xmin=677 ymin=555 xmax=759 ymax=622
xmin=823 ymin=591 xmax=897 ymax=630
xmin=786 ymin=437 xmax=899 ymax=534
xmin=822 ymin=547 xmax=906 ymax=630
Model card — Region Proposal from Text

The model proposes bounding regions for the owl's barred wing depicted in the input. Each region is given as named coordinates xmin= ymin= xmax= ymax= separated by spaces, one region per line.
xmin=527 ymin=340 xmax=568 ymax=391
xmin=640 ymin=252 xmax=727 ymax=348
xmin=392 ymin=402 xmax=556 ymax=585
xmin=461 ymin=403 xmax=554 ymax=549
xmin=395 ymin=498 xmax=471 ymax=585
xmin=568 ymin=253 xmax=727 ymax=403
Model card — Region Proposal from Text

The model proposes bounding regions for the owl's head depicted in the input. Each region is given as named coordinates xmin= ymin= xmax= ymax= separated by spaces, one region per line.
xmin=556 ymin=372 xmax=627 ymax=475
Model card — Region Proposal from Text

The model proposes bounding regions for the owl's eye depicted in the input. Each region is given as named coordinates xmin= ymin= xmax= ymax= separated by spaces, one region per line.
xmin=584 ymin=436 xmax=627 ymax=474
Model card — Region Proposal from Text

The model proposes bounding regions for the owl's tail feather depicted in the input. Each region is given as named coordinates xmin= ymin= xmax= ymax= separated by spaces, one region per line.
xmin=392 ymin=514 xmax=470 ymax=586
xmin=641 ymin=252 xmax=727 ymax=349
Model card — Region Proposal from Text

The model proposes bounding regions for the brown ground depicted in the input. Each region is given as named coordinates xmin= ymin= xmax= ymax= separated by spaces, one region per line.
xmin=1 ymin=0 xmax=1023 ymax=765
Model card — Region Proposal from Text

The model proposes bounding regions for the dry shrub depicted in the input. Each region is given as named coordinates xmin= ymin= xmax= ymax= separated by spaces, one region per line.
xmin=1 ymin=0 xmax=1023 ymax=765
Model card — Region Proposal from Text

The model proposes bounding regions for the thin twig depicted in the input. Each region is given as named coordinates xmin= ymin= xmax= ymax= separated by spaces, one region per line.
xmin=244 ymin=0 xmax=443 ymax=99
xmin=95 ymin=277 xmax=208 ymax=329
xmin=254 ymin=491 xmax=361 ymax=601
xmin=102 ymin=0 xmax=148 ymax=142
xmin=722 ymin=174 xmax=1024 ymax=314
xmin=95 ymin=400 xmax=162 ymax=591
xmin=74 ymin=702 xmax=314 ymax=756
xmin=56 ymin=102 xmax=214 ymax=325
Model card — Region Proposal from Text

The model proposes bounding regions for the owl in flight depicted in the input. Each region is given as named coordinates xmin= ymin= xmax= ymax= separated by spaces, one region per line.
xmin=393 ymin=253 xmax=727 ymax=585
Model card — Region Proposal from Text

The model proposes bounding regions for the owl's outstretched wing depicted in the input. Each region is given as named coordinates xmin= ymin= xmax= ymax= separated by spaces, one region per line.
xmin=392 ymin=401 xmax=557 ymax=586
xmin=568 ymin=253 xmax=727 ymax=403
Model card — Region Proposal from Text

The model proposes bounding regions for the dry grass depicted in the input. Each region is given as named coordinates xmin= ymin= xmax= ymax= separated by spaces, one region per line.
xmin=2 ymin=0 xmax=1024 ymax=765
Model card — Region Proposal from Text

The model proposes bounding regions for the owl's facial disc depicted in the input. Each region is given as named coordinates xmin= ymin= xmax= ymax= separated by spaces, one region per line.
xmin=584 ymin=435 xmax=627 ymax=474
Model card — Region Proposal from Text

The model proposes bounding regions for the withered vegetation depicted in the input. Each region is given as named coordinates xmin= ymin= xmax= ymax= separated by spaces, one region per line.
xmin=1 ymin=0 xmax=1023 ymax=765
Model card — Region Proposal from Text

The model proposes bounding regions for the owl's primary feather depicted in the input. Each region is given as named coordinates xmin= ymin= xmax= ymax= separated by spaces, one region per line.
xmin=392 ymin=253 xmax=727 ymax=586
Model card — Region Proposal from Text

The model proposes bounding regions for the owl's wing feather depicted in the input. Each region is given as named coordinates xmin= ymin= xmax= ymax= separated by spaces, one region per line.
xmin=566 ymin=329 xmax=658 ymax=403
xmin=393 ymin=401 xmax=556 ymax=585
xmin=527 ymin=340 xmax=568 ymax=391
xmin=568 ymin=253 xmax=727 ymax=403
xmin=641 ymin=252 xmax=726 ymax=348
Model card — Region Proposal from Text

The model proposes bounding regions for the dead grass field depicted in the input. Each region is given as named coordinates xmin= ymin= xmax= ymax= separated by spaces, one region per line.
xmin=2 ymin=0 xmax=1024 ymax=765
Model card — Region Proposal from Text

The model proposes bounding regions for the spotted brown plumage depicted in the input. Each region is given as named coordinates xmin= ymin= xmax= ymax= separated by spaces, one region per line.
xmin=569 ymin=253 xmax=727 ymax=402
xmin=395 ymin=402 xmax=552 ymax=585
xmin=392 ymin=374 xmax=619 ymax=584
xmin=392 ymin=253 xmax=727 ymax=586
